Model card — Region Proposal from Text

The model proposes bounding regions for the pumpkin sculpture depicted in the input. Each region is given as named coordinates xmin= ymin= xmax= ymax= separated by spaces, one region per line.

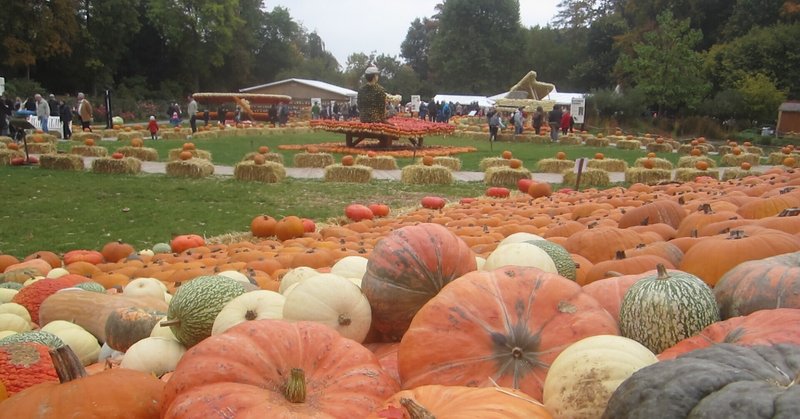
xmin=398 ymin=266 xmax=619 ymax=401
xmin=162 ymin=320 xmax=399 ymax=418
xmin=362 ymin=223 xmax=477 ymax=342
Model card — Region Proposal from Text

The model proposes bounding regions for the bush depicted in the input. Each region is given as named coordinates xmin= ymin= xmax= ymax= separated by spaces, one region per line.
xmin=674 ymin=116 xmax=726 ymax=139
xmin=4 ymin=78 xmax=45 ymax=100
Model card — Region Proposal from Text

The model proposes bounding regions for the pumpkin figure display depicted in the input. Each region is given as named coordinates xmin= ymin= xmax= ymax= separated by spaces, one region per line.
xmin=361 ymin=223 xmax=477 ymax=342
xmin=398 ymin=266 xmax=619 ymax=401
xmin=162 ymin=320 xmax=399 ymax=418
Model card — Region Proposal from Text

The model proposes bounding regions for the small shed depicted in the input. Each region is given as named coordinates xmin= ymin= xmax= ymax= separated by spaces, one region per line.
xmin=778 ymin=101 xmax=800 ymax=135
xmin=240 ymin=78 xmax=356 ymax=109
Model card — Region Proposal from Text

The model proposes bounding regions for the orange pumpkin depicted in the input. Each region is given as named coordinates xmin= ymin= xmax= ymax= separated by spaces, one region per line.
xmin=275 ymin=216 xmax=305 ymax=241
xmin=250 ymin=215 xmax=277 ymax=238
xmin=130 ymin=138 xmax=144 ymax=148
xmin=501 ymin=150 xmax=512 ymax=160
xmin=23 ymin=251 xmax=61 ymax=269
xmin=182 ymin=142 xmax=195 ymax=151
xmin=84 ymin=138 xmax=95 ymax=146
xmin=170 ymin=234 xmax=205 ymax=254
xmin=252 ymin=154 xmax=265 ymax=165
xmin=0 ymin=342 xmax=59 ymax=396
xmin=341 ymin=155 xmax=355 ymax=166
xmin=714 ymin=252 xmax=800 ymax=319
xmin=100 ymin=240 xmax=135 ymax=263
xmin=63 ymin=250 xmax=103 ymax=266
xmin=258 ymin=145 xmax=269 ymax=154
xmin=421 ymin=155 xmax=434 ymax=166
xmin=178 ymin=150 xmax=193 ymax=161
xmin=509 ymin=158 xmax=522 ymax=169
xmin=556 ymin=151 xmax=566 ymax=160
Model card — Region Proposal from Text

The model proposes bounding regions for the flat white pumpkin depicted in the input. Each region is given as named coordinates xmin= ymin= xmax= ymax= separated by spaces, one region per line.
xmin=278 ymin=267 xmax=319 ymax=294
xmin=150 ymin=316 xmax=178 ymax=341
xmin=120 ymin=337 xmax=186 ymax=376
xmin=330 ymin=256 xmax=369 ymax=281
xmin=282 ymin=274 xmax=371 ymax=343
xmin=0 ymin=313 xmax=32 ymax=333
xmin=124 ymin=277 xmax=166 ymax=300
xmin=483 ymin=242 xmax=557 ymax=272
xmin=217 ymin=270 xmax=251 ymax=284
xmin=0 ymin=288 xmax=18 ymax=303
xmin=45 ymin=267 xmax=70 ymax=279
xmin=138 ymin=249 xmax=155 ymax=257
xmin=0 ymin=330 xmax=16 ymax=339
xmin=98 ymin=342 xmax=124 ymax=362
xmin=498 ymin=232 xmax=545 ymax=247
xmin=543 ymin=335 xmax=658 ymax=419
xmin=475 ymin=256 xmax=486 ymax=271
xmin=0 ymin=302 xmax=31 ymax=322
xmin=23 ymin=277 xmax=43 ymax=287
xmin=51 ymin=327 xmax=101 ymax=366
xmin=211 ymin=290 xmax=285 ymax=335
xmin=41 ymin=320 xmax=84 ymax=334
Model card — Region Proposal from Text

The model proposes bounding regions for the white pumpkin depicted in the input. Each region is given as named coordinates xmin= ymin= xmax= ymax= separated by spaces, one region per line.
xmin=347 ymin=277 xmax=362 ymax=288
xmin=150 ymin=316 xmax=178 ymax=341
xmin=483 ymin=242 xmax=557 ymax=272
xmin=138 ymin=249 xmax=155 ymax=257
xmin=0 ymin=313 xmax=32 ymax=332
xmin=0 ymin=288 xmax=18 ymax=303
xmin=45 ymin=267 xmax=70 ymax=279
xmin=0 ymin=302 xmax=31 ymax=322
xmin=163 ymin=292 xmax=173 ymax=304
xmin=543 ymin=335 xmax=658 ymax=419
xmin=23 ymin=277 xmax=44 ymax=287
xmin=330 ymin=256 xmax=369 ymax=281
xmin=217 ymin=270 xmax=251 ymax=284
xmin=0 ymin=330 xmax=17 ymax=339
xmin=124 ymin=277 xmax=166 ymax=300
xmin=475 ymin=256 xmax=486 ymax=271
xmin=98 ymin=342 xmax=124 ymax=362
xmin=50 ymin=327 xmax=101 ymax=366
xmin=212 ymin=290 xmax=285 ymax=336
xmin=120 ymin=337 xmax=186 ymax=376
xmin=41 ymin=320 xmax=84 ymax=334
xmin=278 ymin=267 xmax=319 ymax=294
xmin=497 ymin=232 xmax=545 ymax=247
xmin=282 ymin=274 xmax=371 ymax=343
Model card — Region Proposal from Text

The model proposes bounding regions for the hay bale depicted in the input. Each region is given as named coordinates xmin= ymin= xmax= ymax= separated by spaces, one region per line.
xmin=718 ymin=145 xmax=733 ymax=155
xmin=625 ymin=168 xmax=672 ymax=185
xmin=479 ymin=157 xmax=512 ymax=171
xmin=646 ymin=142 xmax=673 ymax=153
xmin=168 ymin=149 xmax=212 ymax=161
xmin=562 ymin=168 xmax=611 ymax=188
xmin=606 ymin=135 xmax=626 ymax=144
xmin=585 ymin=137 xmax=610 ymax=147
xmin=324 ymin=164 xmax=373 ymax=183
xmin=415 ymin=156 xmax=461 ymax=171
xmin=744 ymin=146 xmax=763 ymax=156
xmin=294 ymin=152 xmax=335 ymax=168
xmin=722 ymin=168 xmax=763 ymax=181
xmin=71 ymin=132 xmax=102 ymax=142
xmin=165 ymin=158 xmax=214 ymax=178
xmin=354 ymin=155 xmax=398 ymax=170
xmin=0 ymin=149 xmax=25 ymax=166
xmin=0 ymin=136 xmax=13 ymax=145
xmin=496 ymin=133 xmax=515 ymax=142
xmin=484 ymin=166 xmax=532 ymax=187
xmin=719 ymin=153 xmax=761 ymax=167
xmin=39 ymin=154 xmax=85 ymax=171
xmin=558 ymin=135 xmax=582 ymax=145
xmin=677 ymin=155 xmax=716 ymax=168
xmin=401 ymin=165 xmax=454 ymax=185
xmin=767 ymin=152 xmax=800 ymax=165
xmin=587 ymin=158 xmax=628 ymax=172
xmin=616 ymin=139 xmax=641 ymax=150
xmin=25 ymin=133 xmax=57 ymax=144
xmin=233 ymin=160 xmax=286 ymax=183
xmin=25 ymin=142 xmax=56 ymax=154
xmin=161 ymin=131 xmax=187 ymax=141
xmin=677 ymin=144 xmax=708 ymax=155
xmin=242 ymin=152 xmax=284 ymax=165
xmin=116 ymin=146 xmax=159 ymax=161
xmin=639 ymin=137 xmax=655 ymax=146
xmin=536 ymin=158 xmax=575 ymax=173
xmin=634 ymin=157 xmax=673 ymax=170
xmin=91 ymin=157 xmax=142 ymax=174
xmin=70 ymin=145 xmax=108 ymax=157
xmin=116 ymin=131 xmax=144 ymax=142
xmin=192 ymin=130 xmax=218 ymax=140
xmin=100 ymin=129 xmax=118 ymax=138
xmin=675 ymin=168 xmax=720 ymax=182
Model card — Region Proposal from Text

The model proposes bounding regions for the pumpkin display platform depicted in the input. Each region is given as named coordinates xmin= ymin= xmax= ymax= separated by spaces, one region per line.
xmin=634 ymin=157 xmax=673 ymax=170
xmin=562 ymin=167 xmax=611 ymax=187
xmin=310 ymin=116 xmax=455 ymax=145
xmin=324 ymin=164 xmax=372 ymax=183
xmin=675 ymin=168 xmax=720 ymax=181
xmin=401 ymin=164 xmax=453 ymax=185
xmin=242 ymin=152 xmax=284 ymax=165
xmin=719 ymin=153 xmax=761 ymax=167
xmin=39 ymin=154 xmax=85 ymax=171
xmin=615 ymin=139 xmax=641 ymax=150
xmin=293 ymin=152 xmax=334 ymax=168
xmin=23 ymin=142 xmax=56 ymax=154
xmin=91 ymin=156 xmax=142 ymax=174
xmin=168 ymin=149 xmax=211 ymax=161
xmin=537 ymin=158 xmax=575 ymax=173
xmin=588 ymin=158 xmax=628 ymax=172
xmin=70 ymin=145 xmax=108 ymax=157
xmin=677 ymin=155 xmax=716 ymax=168
xmin=233 ymin=160 xmax=286 ymax=183
xmin=484 ymin=167 xmax=532 ymax=187
xmin=354 ymin=155 xmax=398 ymax=170
xmin=625 ymin=168 xmax=672 ymax=185
xmin=165 ymin=158 xmax=214 ymax=178
xmin=115 ymin=146 xmax=159 ymax=161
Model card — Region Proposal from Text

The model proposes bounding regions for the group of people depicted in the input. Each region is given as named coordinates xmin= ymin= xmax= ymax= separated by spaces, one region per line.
xmin=311 ymin=101 xmax=359 ymax=121
xmin=0 ymin=92 xmax=93 ymax=140
xmin=485 ymin=105 xmax=575 ymax=142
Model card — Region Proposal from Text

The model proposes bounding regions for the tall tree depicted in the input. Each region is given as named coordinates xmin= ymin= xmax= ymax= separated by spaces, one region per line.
xmin=428 ymin=0 xmax=525 ymax=94
xmin=720 ymin=0 xmax=789 ymax=41
xmin=251 ymin=6 xmax=303 ymax=85
xmin=616 ymin=11 xmax=709 ymax=115
xmin=553 ymin=0 xmax=617 ymax=28
xmin=400 ymin=17 xmax=438 ymax=81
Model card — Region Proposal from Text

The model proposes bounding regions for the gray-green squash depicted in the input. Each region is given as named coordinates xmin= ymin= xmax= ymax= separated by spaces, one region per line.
xmin=0 ymin=330 xmax=65 ymax=349
xmin=526 ymin=240 xmax=577 ymax=280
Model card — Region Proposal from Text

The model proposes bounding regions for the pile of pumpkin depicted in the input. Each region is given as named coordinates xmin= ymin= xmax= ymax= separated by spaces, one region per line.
xmin=2 ymin=168 xmax=800 ymax=417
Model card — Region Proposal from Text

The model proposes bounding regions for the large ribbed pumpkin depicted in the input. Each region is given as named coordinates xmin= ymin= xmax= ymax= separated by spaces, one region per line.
xmin=361 ymin=223 xmax=476 ymax=342
xmin=714 ymin=251 xmax=800 ymax=319
xmin=619 ymin=265 xmax=719 ymax=354
xmin=162 ymin=320 xmax=399 ymax=418
xmin=617 ymin=200 xmax=687 ymax=229
xmin=398 ymin=266 xmax=618 ymax=401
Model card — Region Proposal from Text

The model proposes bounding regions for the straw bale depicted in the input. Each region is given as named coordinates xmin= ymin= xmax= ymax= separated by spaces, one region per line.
xmin=26 ymin=133 xmax=58 ymax=144
xmin=536 ymin=158 xmax=575 ymax=173
xmin=639 ymin=137 xmax=655 ymax=146
xmin=479 ymin=157 xmax=512 ymax=171
xmin=484 ymin=167 xmax=532 ymax=187
xmin=646 ymin=143 xmax=673 ymax=153
xmin=624 ymin=168 xmax=672 ymax=185
xmin=242 ymin=152 xmax=284 ymax=165
xmin=496 ymin=133 xmax=515 ymax=142
xmin=584 ymin=137 xmax=610 ymax=147
xmin=354 ymin=155 xmax=399 ymax=170
xmin=722 ymin=168 xmax=763 ymax=181
xmin=234 ymin=160 xmax=286 ymax=183
xmin=70 ymin=145 xmax=108 ymax=157
xmin=415 ymin=156 xmax=461 ymax=171
xmin=587 ymin=158 xmax=628 ymax=172
xmin=116 ymin=146 xmax=159 ymax=161
xmin=615 ymin=139 xmax=641 ymax=150
xmin=116 ymin=131 xmax=144 ymax=142
xmin=161 ymin=131 xmax=187 ymax=141
xmin=0 ymin=136 xmax=13 ymax=145
xmin=767 ymin=152 xmax=800 ymax=165
xmin=558 ymin=135 xmax=582 ymax=145
xmin=294 ymin=152 xmax=335 ymax=168
xmin=562 ymin=168 xmax=611 ymax=188
xmin=71 ymin=132 xmax=102 ymax=142
xmin=0 ymin=149 xmax=25 ymax=165
xmin=168 ymin=149 xmax=212 ymax=161
xmin=191 ymin=130 xmax=218 ymax=140
xmin=100 ymin=129 xmax=119 ymax=138
xmin=39 ymin=154 xmax=85 ymax=171
xmin=634 ymin=157 xmax=673 ymax=170
xmin=165 ymin=158 xmax=214 ymax=178
xmin=744 ymin=146 xmax=763 ymax=156
xmin=401 ymin=165 xmax=454 ymax=185
xmin=91 ymin=157 xmax=142 ymax=174
xmin=25 ymin=142 xmax=56 ymax=154
xmin=324 ymin=164 xmax=373 ymax=183
xmin=677 ymin=155 xmax=716 ymax=168
xmin=606 ymin=135 xmax=625 ymax=144
xmin=718 ymin=145 xmax=732 ymax=155
xmin=0 ymin=142 xmax=4 ymax=149
xmin=719 ymin=153 xmax=761 ymax=167
xmin=677 ymin=144 xmax=708 ymax=155
xmin=675 ymin=168 xmax=720 ymax=182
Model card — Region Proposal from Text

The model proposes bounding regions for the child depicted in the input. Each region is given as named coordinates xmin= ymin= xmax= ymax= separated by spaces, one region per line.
xmin=147 ymin=115 xmax=159 ymax=140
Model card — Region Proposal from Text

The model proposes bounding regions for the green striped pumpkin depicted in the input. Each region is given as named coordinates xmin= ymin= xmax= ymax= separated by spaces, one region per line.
xmin=0 ymin=330 xmax=65 ymax=349
xmin=526 ymin=240 xmax=577 ymax=281
xmin=162 ymin=275 xmax=247 ymax=348
xmin=619 ymin=265 xmax=719 ymax=354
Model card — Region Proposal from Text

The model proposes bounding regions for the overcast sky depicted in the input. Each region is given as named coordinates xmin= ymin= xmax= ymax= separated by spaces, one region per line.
xmin=268 ymin=0 xmax=560 ymax=67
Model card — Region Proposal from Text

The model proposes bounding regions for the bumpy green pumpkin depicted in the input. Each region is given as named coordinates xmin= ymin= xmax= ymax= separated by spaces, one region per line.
xmin=527 ymin=240 xmax=577 ymax=280
xmin=152 ymin=243 xmax=172 ymax=254
xmin=0 ymin=330 xmax=65 ymax=349
xmin=162 ymin=275 xmax=246 ymax=348
xmin=619 ymin=264 xmax=719 ymax=353
xmin=74 ymin=282 xmax=105 ymax=293
xmin=0 ymin=283 xmax=23 ymax=290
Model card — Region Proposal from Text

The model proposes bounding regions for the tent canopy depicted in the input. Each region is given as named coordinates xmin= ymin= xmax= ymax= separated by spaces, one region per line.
xmin=432 ymin=94 xmax=495 ymax=108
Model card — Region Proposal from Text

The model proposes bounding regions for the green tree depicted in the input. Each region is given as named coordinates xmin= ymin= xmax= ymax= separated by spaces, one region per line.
xmin=251 ymin=7 xmax=303 ymax=85
xmin=553 ymin=0 xmax=617 ymax=28
xmin=400 ymin=17 xmax=437 ymax=81
xmin=616 ymin=11 xmax=709 ymax=116
xmin=719 ymin=0 xmax=787 ymax=41
xmin=428 ymin=0 xmax=525 ymax=94
xmin=520 ymin=26 xmax=584 ymax=91
xmin=343 ymin=53 xmax=372 ymax=90
xmin=569 ymin=13 xmax=627 ymax=89
xmin=736 ymin=73 xmax=788 ymax=123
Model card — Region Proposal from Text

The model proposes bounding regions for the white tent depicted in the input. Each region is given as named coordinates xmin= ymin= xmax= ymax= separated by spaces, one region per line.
xmin=433 ymin=94 xmax=495 ymax=108
xmin=489 ymin=88 xmax=585 ymax=106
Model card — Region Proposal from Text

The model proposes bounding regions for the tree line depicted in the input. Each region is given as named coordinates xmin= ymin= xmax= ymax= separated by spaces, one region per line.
xmin=1 ymin=0 xmax=798 ymax=125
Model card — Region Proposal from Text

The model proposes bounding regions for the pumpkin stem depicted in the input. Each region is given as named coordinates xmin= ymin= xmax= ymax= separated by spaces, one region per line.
xmin=699 ymin=203 xmax=712 ymax=214
xmin=284 ymin=368 xmax=306 ymax=403
xmin=245 ymin=310 xmax=258 ymax=321
xmin=690 ymin=229 xmax=698 ymax=238
xmin=728 ymin=230 xmax=747 ymax=240
xmin=615 ymin=250 xmax=627 ymax=260
xmin=400 ymin=397 xmax=436 ymax=419
xmin=656 ymin=264 xmax=670 ymax=280
xmin=779 ymin=208 xmax=800 ymax=217
xmin=338 ymin=313 xmax=352 ymax=326
xmin=49 ymin=346 xmax=88 ymax=383
xmin=160 ymin=319 xmax=181 ymax=327
xmin=639 ymin=216 xmax=650 ymax=226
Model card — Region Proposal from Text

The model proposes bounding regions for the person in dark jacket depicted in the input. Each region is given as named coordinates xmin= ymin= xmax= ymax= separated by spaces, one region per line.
xmin=548 ymin=105 xmax=563 ymax=142
xmin=532 ymin=106 xmax=544 ymax=135
xmin=268 ymin=104 xmax=278 ymax=126
xmin=48 ymin=94 xmax=59 ymax=117
xmin=59 ymin=100 xmax=72 ymax=139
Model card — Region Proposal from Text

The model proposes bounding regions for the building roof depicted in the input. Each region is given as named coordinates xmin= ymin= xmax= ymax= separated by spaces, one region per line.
xmin=779 ymin=101 xmax=800 ymax=112
xmin=433 ymin=94 xmax=496 ymax=108
xmin=240 ymin=78 xmax=357 ymax=97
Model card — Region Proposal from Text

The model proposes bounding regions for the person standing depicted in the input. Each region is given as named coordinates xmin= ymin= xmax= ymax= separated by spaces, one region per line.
xmin=59 ymin=100 xmax=72 ymax=139
xmin=548 ymin=105 xmax=562 ymax=142
xmin=427 ymin=99 xmax=437 ymax=122
xmin=77 ymin=92 xmax=93 ymax=132
xmin=147 ymin=115 xmax=159 ymax=140
xmin=35 ymin=94 xmax=50 ymax=133
xmin=217 ymin=105 xmax=226 ymax=126
xmin=487 ymin=109 xmax=505 ymax=143
xmin=268 ymin=104 xmax=278 ymax=126
xmin=514 ymin=107 xmax=525 ymax=135
xmin=0 ymin=95 xmax=9 ymax=136
xmin=48 ymin=94 xmax=59 ymax=118
xmin=279 ymin=103 xmax=289 ymax=126
xmin=561 ymin=107 xmax=572 ymax=135
xmin=311 ymin=101 xmax=320 ymax=120
xmin=186 ymin=95 xmax=198 ymax=133
xmin=532 ymin=106 xmax=544 ymax=135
